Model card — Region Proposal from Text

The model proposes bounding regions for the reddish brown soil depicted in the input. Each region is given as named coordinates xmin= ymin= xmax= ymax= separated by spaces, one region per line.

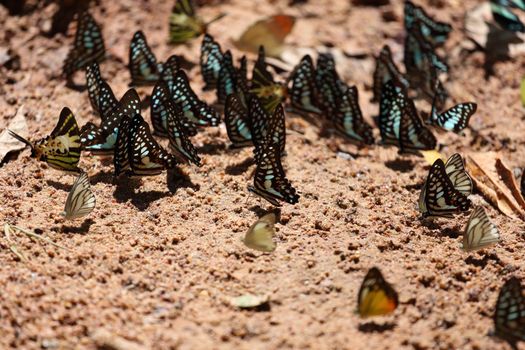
xmin=1 ymin=0 xmax=525 ymax=349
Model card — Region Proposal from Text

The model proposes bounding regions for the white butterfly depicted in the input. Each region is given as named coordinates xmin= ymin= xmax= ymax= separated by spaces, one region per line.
xmin=462 ymin=206 xmax=500 ymax=251
xmin=61 ymin=171 xmax=96 ymax=220
xmin=243 ymin=213 xmax=276 ymax=252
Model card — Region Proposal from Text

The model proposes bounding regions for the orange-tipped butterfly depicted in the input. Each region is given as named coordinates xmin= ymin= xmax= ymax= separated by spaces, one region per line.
xmin=358 ymin=267 xmax=398 ymax=318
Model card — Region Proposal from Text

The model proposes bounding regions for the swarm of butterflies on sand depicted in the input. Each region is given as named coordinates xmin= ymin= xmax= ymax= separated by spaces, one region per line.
xmin=4 ymin=0 xmax=525 ymax=341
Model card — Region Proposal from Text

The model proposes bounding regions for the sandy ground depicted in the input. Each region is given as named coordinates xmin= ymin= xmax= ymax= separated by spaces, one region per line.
xmin=1 ymin=0 xmax=525 ymax=349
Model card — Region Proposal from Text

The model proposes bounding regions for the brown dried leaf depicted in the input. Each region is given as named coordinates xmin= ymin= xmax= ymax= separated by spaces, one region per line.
xmin=0 ymin=105 xmax=28 ymax=163
xmin=466 ymin=152 xmax=525 ymax=220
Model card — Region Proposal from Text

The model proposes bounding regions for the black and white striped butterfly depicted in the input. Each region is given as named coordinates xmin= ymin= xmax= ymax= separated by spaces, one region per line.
xmin=248 ymin=143 xmax=299 ymax=207
xmin=427 ymin=82 xmax=477 ymax=133
xmin=80 ymin=89 xmax=141 ymax=155
xmin=418 ymin=158 xmax=471 ymax=217
xmin=128 ymin=30 xmax=164 ymax=86
xmin=491 ymin=0 xmax=525 ymax=32
xmin=462 ymin=206 xmax=500 ymax=251
xmin=114 ymin=114 xmax=178 ymax=177
xmin=151 ymin=77 xmax=196 ymax=138
xmin=200 ymin=33 xmax=224 ymax=91
xmin=494 ymin=277 xmax=525 ymax=347
xmin=333 ymin=85 xmax=374 ymax=145
xmin=372 ymin=45 xmax=410 ymax=103
xmin=224 ymin=94 xmax=253 ymax=148
xmin=63 ymin=11 xmax=106 ymax=81
xmin=170 ymin=70 xmax=220 ymax=127
xmin=61 ymin=171 xmax=96 ymax=220
xmin=85 ymin=63 xmax=118 ymax=120
xmin=288 ymin=54 xmax=322 ymax=115
xmin=404 ymin=0 xmax=452 ymax=47
xmin=443 ymin=153 xmax=472 ymax=197
xmin=151 ymin=81 xmax=201 ymax=166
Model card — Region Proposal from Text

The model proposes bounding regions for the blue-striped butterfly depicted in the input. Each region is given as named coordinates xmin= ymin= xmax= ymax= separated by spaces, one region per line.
xmin=249 ymin=97 xmax=286 ymax=161
xmin=494 ymin=277 xmax=525 ymax=347
xmin=128 ymin=30 xmax=164 ymax=86
xmin=288 ymin=54 xmax=322 ymax=114
xmin=372 ymin=45 xmax=410 ymax=103
xmin=333 ymin=85 xmax=375 ymax=145
xmin=399 ymin=95 xmax=437 ymax=153
xmin=224 ymin=94 xmax=253 ymax=148
xmin=159 ymin=55 xmax=181 ymax=93
xmin=8 ymin=107 xmax=82 ymax=173
xmin=418 ymin=158 xmax=471 ymax=217
xmin=250 ymin=46 xmax=287 ymax=114
xmin=169 ymin=70 xmax=220 ymax=127
xmin=248 ymin=142 xmax=299 ymax=207
xmin=315 ymin=52 xmax=345 ymax=115
xmin=151 ymin=81 xmax=201 ymax=166
xmin=80 ymin=89 xmax=141 ymax=155
xmin=427 ymin=81 xmax=477 ymax=133
xmin=200 ymin=33 xmax=224 ymax=91
xmin=404 ymin=1 xmax=452 ymax=46
xmin=491 ymin=0 xmax=525 ymax=32
xmin=63 ymin=11 xmax=105 ymax=81
xmin=217 ymin=51 xmax=249 ymax=106
xmin=358 ymin=267 xmax=398 ymax=318
xmin=85 ymin=63 xmax=118 ymax=120
xmin=114 ymin=114 xmax=178 ymax=177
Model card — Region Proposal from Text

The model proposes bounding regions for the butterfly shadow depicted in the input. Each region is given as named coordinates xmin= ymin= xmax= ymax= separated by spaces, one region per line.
xmin=225 ymin=156 xmax=255 ymax=176
xmin=60 ymin=218 xmax=94 ymax=234
xmin=46 ymin=179 xmax=70 ymax=192
xmin=113 ymin=176 xmax=171 ymax=211
xmin=167 ymin=167 xmax=200 ymax=194
xmin=358 ymin=321 xmax=396 ymax=333
xmin=385 ymin=158 xmax=415 ymax=173
xmin=89 ymin=170 xmax=115 ymax=185
xmin=197 ymin=142 xmax=227 ymax=156
xmin=483 ymin=23 xmax=524 ymax=79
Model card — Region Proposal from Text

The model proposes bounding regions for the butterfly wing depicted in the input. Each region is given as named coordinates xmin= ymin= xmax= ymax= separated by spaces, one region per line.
xmin=63 ymin=11 xmax=105 ymax=78
xmin=358 ymin=267 xmax=398 ymax=318
xmin=128 ymin=31 xmax=163 ymax=86
xmin=225 ymin=94 xmax=253 ymax=148
xmin=217 ymin=50 xmax=236 ymax=104
xmin=288 ymin=54 xmax=322 ymax=114
xmin=333 ymin=85 xmax=374 ymax=145
xmin=491 ymin=0 xmax=525 ymax=32
xmin=113 ymin=115 xmax=132 ymax=178
xmin=404 ymin=1 xmax=452 ymax=46
xmin=243 ymin=213 xmax=277 ymax=252
xmin=171 ymin=70 xmax=220 ymax=127
xmin=399 ymin=97 xmax=437 ymax=153
xmin=169 ymin=0 xmax=205 ymax=43
xmin=315 ymin=53 xmax=344 ymax=115
xmin=418 ymin=158 xmax=471 ymax=217
xmin=372 ymin=45 xmax=410 ymax=102
xmin=494 ymin=277 xmax=525 ymax=344
xmin=462 ymin=206 xmax=500 ymax=251
xmin=200 ymin=34 xmax=224 ymax=91
xmin=250 ymin=46 xmax=286 ymax=114
xmin=444 ymin=153 xmax=472 ymax=197
xmin=378 ymin=80 xmax=406 ymax=146
xmin=62 ymin=171 xmax=96 ymax=220
xmin=128 ymin=114 xmax=178 ymax=176
xmin=430 ymin=102 xmax=477 ymax=133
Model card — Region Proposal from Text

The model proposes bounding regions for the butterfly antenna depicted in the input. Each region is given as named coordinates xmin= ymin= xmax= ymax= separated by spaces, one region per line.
xmin=8 ymin=130 xmax=33 ymax=149
xmin=205 ymin=13 xmax=226 ymax=26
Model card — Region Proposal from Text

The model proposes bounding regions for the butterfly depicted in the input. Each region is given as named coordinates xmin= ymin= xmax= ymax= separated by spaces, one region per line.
xmin=288 ymin=54 xmax=322 ymax=114
xmin=224 ymin=93 xmax=253 ymax=148
xmin=399 ymin=96 xmax=437 ymax=153
xmin=159 ymin=55 xmax=181 ymax=92
xmin=490 ymin=0 xmax=525 ymax=32
xmin=243 ymin=213 xmax=277 ymax=252
xmin=217 ymin=50 xmax=237 ymax=104
xmin=427 ymin=82 xmax=477 ymax=133
xmin=248 ymin=143 xmax=299 ymax=207
xmin=169 ymin=0 xmax=225 ymax=44
xmin=494 ymin=277 xmax=525 ymax=346
xmin=332 ymin=85 xmax=375 ymax=145
xmin=61 ymin=171 xmax=96 ymax=220
xmin=169 ymin=69 xmax=221 ymax=127
xmin=372 ymin=45 xmax=410 ymax=103
xmin=462 ymin=206 xmax=500 ymax=251
xmin=80 ymin=89 xmax=141 ymax=155
xmin=315 ymin=53 xmax=346 ymax=115
xmin=200 ymin=33 xmax=224 ymax=91
xmin=250 ymin=46 xmax=287 ymax=114
xmin=418 ymin=158 xmax=471 ymax=218
xmin=128 ymin=30 xmax=164 ymax=86
xmin=357 ymin=267 xmax=398 ymax=318
xmin=404 ymin=0 xmax=452 ymax=46
xmin=249 ymin=97 xmax=286 ymax=161
xmin=9 ymin=107 xmax=81 ymax=173
xmin=151 ymin=81 xmax=201 ymax=166
xmin=443 ymin=153 xmax=472 ymax=197
xmin=63 ymin=11 xmax=105 ymax=81
xmin=85 ymin=63 xmax=118 ymax=120
xmin=114 ymin=114 xmax=178 ymax=177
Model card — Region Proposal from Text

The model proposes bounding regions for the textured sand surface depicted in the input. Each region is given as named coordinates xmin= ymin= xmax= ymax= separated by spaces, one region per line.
xmin=1 ymin=0 xmax=525 ymax=349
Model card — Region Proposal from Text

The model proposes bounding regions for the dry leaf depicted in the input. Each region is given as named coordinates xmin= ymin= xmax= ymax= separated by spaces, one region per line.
xmin=230 ymin=294 xmax=269 ymax=309
xmin=0 ymin=105 xmax=28 ymax=163
xmin=466 ymin=152 xmax=525 ymax=220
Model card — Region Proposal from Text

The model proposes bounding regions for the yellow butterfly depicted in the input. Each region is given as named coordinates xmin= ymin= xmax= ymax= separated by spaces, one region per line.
xmin=8 ymin=107 xmax=81 ymax=173
xmin=243 ymin=213 xmax=277 ymax=252
xmin=169 ymin=0 xmax=225 ymax=44
xmin=358 ymin=267 xmax=398 ymax=318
